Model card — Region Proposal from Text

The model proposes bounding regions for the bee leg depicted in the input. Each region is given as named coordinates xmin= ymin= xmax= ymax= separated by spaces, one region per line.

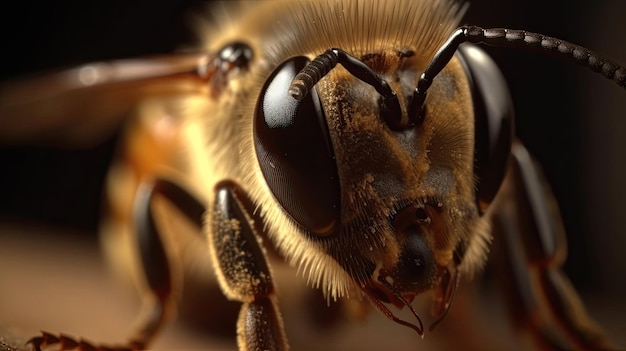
xmin=26 ymin=331 xmax=137 ymax=351
xmin=26 ymin=178 xmax=205 ymax=351
xmin=127 ymin=178 xmax=205 ymax=348
xmin=210 ymin=181 xmax=288 ymax=351
xmin=490 ymin=141 xmax=614 ymax=350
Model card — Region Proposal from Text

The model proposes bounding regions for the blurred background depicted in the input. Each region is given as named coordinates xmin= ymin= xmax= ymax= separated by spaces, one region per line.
xmin=0 ymin=0 xmax=624 ymax=349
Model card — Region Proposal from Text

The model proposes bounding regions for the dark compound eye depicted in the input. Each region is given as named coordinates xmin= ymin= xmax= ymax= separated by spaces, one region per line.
xmin=457 ymin=44 xmax=515 ymax=214
xmin=254 ymin=57 xmax=341 ymax=235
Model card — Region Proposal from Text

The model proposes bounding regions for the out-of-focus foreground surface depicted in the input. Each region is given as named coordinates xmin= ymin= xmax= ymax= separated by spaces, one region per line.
xmin=1 ymin=222 xmax=625 ymax=351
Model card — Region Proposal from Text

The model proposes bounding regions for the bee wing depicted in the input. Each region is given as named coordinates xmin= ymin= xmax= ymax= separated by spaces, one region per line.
xmin=0 ymin=53 xmax=210 ymax=147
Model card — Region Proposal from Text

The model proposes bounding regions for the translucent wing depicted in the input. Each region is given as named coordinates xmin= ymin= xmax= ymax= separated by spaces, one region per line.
xmin=0 ymin=53 xmax=209 ymax=147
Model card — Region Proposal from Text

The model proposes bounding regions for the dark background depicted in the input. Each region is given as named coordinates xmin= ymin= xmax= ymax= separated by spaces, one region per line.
xmin=0 ymin=0 xmax=624 ymax=296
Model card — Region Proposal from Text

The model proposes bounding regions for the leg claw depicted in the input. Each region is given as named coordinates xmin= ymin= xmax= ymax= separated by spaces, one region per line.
xmin=26 ymin=332 xmax=140 ymax=351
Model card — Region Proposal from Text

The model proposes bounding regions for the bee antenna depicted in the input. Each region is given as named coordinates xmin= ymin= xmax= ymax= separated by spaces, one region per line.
xmin=288 ymin=49 xmax=337 ymax=101
xmin=289 ymin=48 xmax=403 ymax=130
xmin=410 ymin=25 xmax=626 ymax=120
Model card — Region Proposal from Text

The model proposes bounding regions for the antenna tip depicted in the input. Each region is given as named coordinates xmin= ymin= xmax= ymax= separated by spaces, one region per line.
xmin=288 ymin=81 xmax=307 ymax=101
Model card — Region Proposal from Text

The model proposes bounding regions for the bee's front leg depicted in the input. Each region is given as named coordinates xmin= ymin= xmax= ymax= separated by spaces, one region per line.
xmin=127 ymin=178 xmax=205 ymax=348
xmin=28 ymin=178 xmax=205 ymax=351
xmin=490 ymin=142 xmax=615 ymax=350
xmin=210 ymin=181 xmax=288 ymax=351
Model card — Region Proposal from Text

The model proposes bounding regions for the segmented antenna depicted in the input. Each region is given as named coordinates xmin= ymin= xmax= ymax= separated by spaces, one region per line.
xmin=288 ymin=49 xmax=337 ymax=101
xmin=289 ymin=48 xmax=404 ymax=130
xmin=409 ymin=26 xmax=626 ymax=120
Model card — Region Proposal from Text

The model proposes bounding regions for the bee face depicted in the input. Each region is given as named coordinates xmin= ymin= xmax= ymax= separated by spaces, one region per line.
xmin=184 ymin=0 xmax=493 ymax=323
xmin=255 ymin=46 xmax=482 ymax=301
xmin=310 ymin=55 xmax=481 ymax=299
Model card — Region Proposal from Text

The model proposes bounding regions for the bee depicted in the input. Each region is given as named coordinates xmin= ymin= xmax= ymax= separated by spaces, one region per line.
xmin=0 ymin=0 xmax=624 ymax=350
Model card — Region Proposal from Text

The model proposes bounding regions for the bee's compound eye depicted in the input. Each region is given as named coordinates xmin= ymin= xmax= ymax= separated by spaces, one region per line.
xmin=457 ymin=44 xmax=515 ymax=213
xmin=254 ymin=57 xmax=340 ymax=235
